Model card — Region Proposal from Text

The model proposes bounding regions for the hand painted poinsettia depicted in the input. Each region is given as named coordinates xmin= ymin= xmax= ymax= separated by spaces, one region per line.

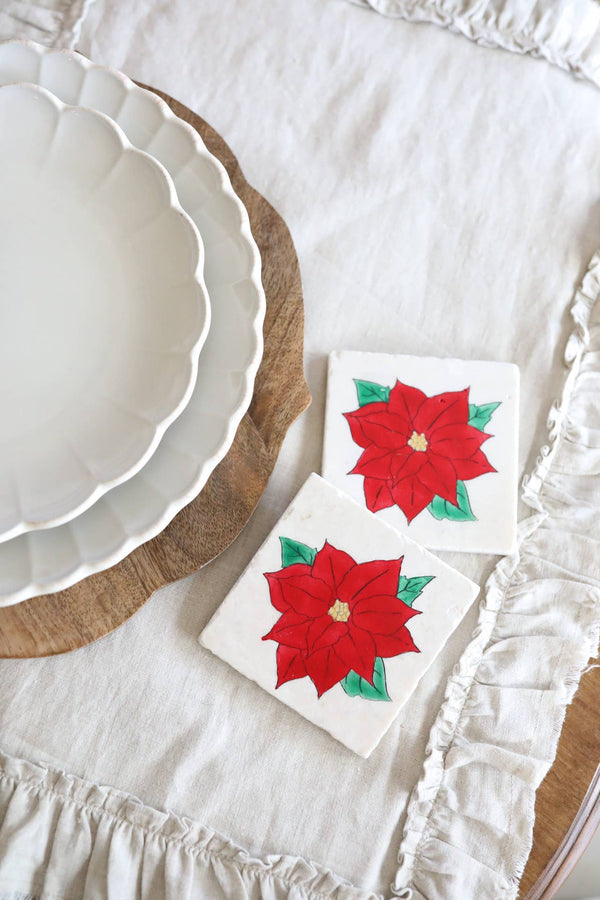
xmin=344 ymin=381 xmax=497 ymax=523
xmin=262 ymin=541 xmax=421 ymax=697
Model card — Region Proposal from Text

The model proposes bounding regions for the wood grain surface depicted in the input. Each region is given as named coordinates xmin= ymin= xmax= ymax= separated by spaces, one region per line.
xmin=520 ymin=656 xmax=600 ymax=898
xmin=0 ymin=87 xmax=310 ymax=659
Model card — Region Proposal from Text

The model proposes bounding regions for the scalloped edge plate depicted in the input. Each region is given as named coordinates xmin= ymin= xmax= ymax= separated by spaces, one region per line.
xmin=0 ymin=40 xmax=265 ymax=605
xmin=0 ymin=82 xmax=210 ymax=541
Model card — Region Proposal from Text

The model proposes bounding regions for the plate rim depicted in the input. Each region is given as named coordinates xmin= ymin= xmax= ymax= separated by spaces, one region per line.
xmin=0 ymin=79 xmax=211 ymax=541
xmin=0 ymin=39 xmax=265 ymax=605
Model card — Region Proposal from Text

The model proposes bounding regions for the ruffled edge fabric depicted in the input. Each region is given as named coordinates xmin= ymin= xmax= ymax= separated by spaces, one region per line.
xmin=0 ymin=749 xmax=380 ymax=900
xmin=0 ymin=0 xmax=94 ymax=49
xmin=347 ymin=0 xmax=600 ymax=89
xmin=392 ymin=254 xmax=600 ymax=898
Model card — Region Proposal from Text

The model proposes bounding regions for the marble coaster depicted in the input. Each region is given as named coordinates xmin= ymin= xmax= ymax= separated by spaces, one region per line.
xmin=200 ymin=474 xmax=479 ymax=758
xmin=322 ymin=351 xmax=520 ymax=555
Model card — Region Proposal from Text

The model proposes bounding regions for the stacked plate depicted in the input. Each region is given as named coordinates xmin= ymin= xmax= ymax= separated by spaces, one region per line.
xmin=0 ymin=40 xmax=265 ymax=606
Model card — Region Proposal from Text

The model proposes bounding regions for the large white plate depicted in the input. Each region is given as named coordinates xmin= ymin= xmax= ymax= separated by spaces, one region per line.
xmin=0 ymin=41 xmax=265 ymax=605
xmin=0 ymin=82 xmax=209 ymax=542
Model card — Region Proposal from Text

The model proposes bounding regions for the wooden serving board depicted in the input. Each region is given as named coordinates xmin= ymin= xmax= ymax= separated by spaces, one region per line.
xmin=519 ymin=657 xmax=600 ymax=898
xmin=0 ymin=87 xmax=310 ymax=659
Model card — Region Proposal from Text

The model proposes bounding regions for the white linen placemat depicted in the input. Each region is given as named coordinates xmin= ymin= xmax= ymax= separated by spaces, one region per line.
xmin=1 ymin=1 xmax=600 ymax=898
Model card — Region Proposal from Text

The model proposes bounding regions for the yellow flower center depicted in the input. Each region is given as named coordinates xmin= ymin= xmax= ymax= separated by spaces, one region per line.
xmin=407 ymin=430 xmax=428 ymax=452
xmin=328 ymin=598 xmax=350 ymax=623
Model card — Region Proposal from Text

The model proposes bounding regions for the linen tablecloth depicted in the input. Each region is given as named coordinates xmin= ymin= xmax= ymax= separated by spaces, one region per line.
xmin=0 ymin=0 xmax=88 ymax=47
xmin=2 ymin=1 xmax=600 ymax=898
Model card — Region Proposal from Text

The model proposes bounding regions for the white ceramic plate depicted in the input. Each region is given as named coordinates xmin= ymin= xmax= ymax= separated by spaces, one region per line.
xmin=0 ymin=41 xmax=265 ymax=605
xmin=0 ymin=82 xmax=209 ymax=542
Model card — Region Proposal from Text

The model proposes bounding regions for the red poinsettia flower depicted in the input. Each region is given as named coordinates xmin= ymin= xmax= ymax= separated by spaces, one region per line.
xmin=262 ymin=542 xmax=420 ymax=697
xmin=344 ymin=382 xmax=496 ymax=522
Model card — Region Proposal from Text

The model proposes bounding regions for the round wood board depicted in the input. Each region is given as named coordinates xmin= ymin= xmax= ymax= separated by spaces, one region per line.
xmin=0 ymin=86 xmax=310 ymax=659
xmin=519 ymin=655 xmax=600 ymax=898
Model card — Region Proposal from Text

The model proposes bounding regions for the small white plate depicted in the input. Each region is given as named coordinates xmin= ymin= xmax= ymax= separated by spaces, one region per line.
xmin=0 ymin=82 xmax=209 ymax=541
xmin=0 ymin=42 xmax=265 ymax=605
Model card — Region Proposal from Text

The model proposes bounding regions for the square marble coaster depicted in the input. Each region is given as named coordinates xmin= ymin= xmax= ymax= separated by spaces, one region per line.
xmin=200 ymin=474 xmax=479 ymax=758
xmin=322 ymin=351 xmax=519 ymax=555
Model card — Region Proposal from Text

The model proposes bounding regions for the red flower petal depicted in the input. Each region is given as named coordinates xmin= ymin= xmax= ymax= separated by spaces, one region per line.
xmin=363 ymin=477 xmax=395 ymax=512
xmin=416 ymin=455 xmax=457 ymax=505
xmin=276 ymin=573 xmax=332 ymax=617
xmin=350 ymin=443 xmax=395 ymax=479
xmin=354 ymin=411 xmax=412 ymax=450
xmin=352 ymin=594 xmax=420 ymax=635
xmin=373 ymin=623 xmax=421 ymax=658
xmin=391 ymin=477 xmax=435 ymax=522
xmin=390 ymin=447 xmax=426 ymax=482
xmin=339 ymin=557 xmax=403 ymax=605
xmin=275 ymin=645 xmax=307 ymax=688
xmin=429 ymin=423 xmax=491 ymax=460
xmin=265 ymin=565 xmax=312 ymax=612
xmin=263 ymin=610 xmax=311 ymax=650
xmin=306 ymin=614 xmax=347 ymax=653
xmin=388 ymin=380 xmax=427 ymax=422
xmin=414 ymin=388 xmax=470 ymax=432
xmin=345 ymin=402 xmax=389 ymax=417
xmin=335 ymin=627 xmax=377 ymax=682
xmin=343 ymin=403 xmax=388 ymax=448
xmin=304 ymin=646 xmax=351 ymax=696
xmin=312 ymin=541 xmax=356 ymax=593
xmin=453 ymin=447 xmax=497 ymax=481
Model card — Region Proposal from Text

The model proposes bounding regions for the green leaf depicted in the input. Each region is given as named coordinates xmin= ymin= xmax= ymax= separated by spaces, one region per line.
xmin=397 ymin=574 xmax=435 ymax=607
xmin=427 ymin=481 xmax=477 ymax=521
xmin=354 ymin=379 xmax=390 ymax=407
xmin=341 ymin=657 xmax=391 ymax=701
xmin=279 ymin=537 xmax=317 ymax=568
xmin=468 ymin=401 xmax=501 ymax=432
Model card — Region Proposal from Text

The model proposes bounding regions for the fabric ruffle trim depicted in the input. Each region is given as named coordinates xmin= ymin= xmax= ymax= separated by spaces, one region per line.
xmin=348 ymin=0 xmax=600 ymax=88
xmin=0 ymin=0 xmax=92 ymax=49
xmin=392 ymin=253 xmax=600 ymax=899
xmin=0 ymin=749 xmax=379 ymax=900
